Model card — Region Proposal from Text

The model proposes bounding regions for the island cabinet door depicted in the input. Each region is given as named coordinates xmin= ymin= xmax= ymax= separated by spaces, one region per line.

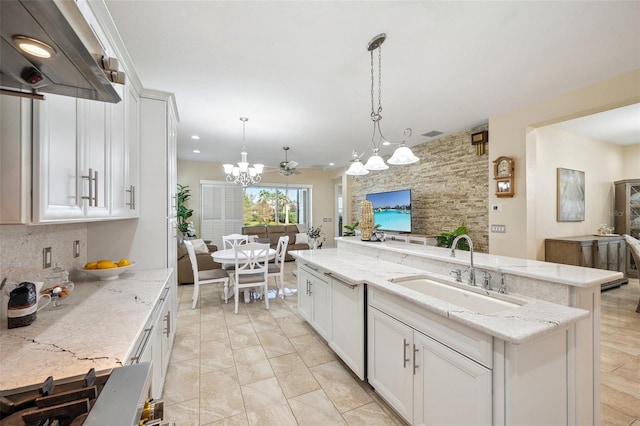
xmin=310 ymin=274 xmax=331 ymax=341
xmin=297 ymin=266 xmax=313 ymax=322
xmin=330 ymin=279 xmax=365 ymax=380
xmin=413 ymin=331 xmax=492 ymax=426
xmin=367 ymin=306 xmax=414 ymax=424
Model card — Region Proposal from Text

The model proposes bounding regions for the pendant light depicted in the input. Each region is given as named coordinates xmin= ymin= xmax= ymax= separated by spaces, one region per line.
xmin=346 ymin=33 xmax=418 ymax=175
xmin=222 ymin=117 xmax=264 ymax=187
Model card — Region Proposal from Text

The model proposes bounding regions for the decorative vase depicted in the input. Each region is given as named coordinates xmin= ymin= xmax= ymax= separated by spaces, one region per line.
xmin=360 ymin=200 xmax=374 ymax=241
xmin=312 ymin=239 xmax=318 ymax=250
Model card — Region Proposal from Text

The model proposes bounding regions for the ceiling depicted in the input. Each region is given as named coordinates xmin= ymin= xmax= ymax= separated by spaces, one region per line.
xmin=103 ymin=1 xmax=640 ymax=170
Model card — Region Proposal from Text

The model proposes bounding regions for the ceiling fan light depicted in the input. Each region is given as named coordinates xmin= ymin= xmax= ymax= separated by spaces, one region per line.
xmin=387 ymin=146 xmax=419 ymax=165
xmin=346 ymin=160 xmax=369 ymax=176
xmin=364 ymin=153 xmax=389 ymax=170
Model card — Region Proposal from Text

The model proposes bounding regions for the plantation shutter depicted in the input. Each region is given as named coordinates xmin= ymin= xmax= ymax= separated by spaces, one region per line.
xmin=200 ymin=181 xmax=243 ymax=248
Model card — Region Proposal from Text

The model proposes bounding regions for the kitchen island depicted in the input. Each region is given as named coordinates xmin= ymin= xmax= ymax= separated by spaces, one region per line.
xmin=292 ymin=238 xmax=621 ymax=426
xmin=0 ymin=268 xmax=175 ymax=397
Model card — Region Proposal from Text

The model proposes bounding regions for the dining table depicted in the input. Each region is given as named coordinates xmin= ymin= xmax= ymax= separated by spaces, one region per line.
xmin=211 ymin=248 xmax=277 ymax=303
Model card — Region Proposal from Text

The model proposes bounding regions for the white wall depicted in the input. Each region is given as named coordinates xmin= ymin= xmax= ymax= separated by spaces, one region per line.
xmin=534 ymin=126 xmax=627 ymax=259
xmin=489 ymin=69 xmax=640 ymax=259
xmin=622 ymin=144 xmax=640 ymax=177
xmin=178 ymin=160 xmax=338 ymax=246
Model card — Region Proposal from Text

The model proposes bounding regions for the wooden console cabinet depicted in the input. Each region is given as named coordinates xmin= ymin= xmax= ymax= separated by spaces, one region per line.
xmin=545 ymin=235 xmax=627 ymax=289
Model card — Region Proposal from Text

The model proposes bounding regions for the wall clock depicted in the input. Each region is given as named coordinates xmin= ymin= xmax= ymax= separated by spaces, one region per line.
xmin=493 ymin=156 xmax=514 ymax=197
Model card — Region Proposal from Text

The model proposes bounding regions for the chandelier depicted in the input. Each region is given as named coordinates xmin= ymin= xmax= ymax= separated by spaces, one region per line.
xmin=346 ymin=33 xmax=418 ymax=176
xmin=222 ymin=117 xmax=264 ymax=187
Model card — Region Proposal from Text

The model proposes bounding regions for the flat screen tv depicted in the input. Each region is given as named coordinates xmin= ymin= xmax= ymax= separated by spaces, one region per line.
xmin=365 ymin=189 xmax=412 ymax=233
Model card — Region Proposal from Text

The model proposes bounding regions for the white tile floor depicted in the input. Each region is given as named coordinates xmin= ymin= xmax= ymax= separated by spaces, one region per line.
xmin=163 ymin=262 xmax=406 ymax=425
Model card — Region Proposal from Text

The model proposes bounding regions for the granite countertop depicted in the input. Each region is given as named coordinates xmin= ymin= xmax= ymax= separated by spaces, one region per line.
xmin=337 ymin=237 xmax=623 ymax=288
xmin=0 ymin=268 xmax=172 ymax=391
xmin=291 ymin=249 xmax=590 ymax=345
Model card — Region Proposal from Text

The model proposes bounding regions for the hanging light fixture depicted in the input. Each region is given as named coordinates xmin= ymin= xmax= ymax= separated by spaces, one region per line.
xmin=222 ymin=117 xmax=264 ymax=187
xmin=345 ymin=33 xmax=418 ymax=175
xmin=387 ymin=128 xmax=419 ymax=165
xmin=345 ymin=151 xmax=369 ymax=176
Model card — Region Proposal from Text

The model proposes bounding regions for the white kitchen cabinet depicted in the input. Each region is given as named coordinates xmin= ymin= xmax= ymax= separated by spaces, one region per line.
xmin=0 ymin=95 xmax=31 ymax=224
xmin=32 ymin=94 xmax=85 ymax=222
xmin=77 ymin=97 xmax=110 ymax=218
xmin=414 ymin=331 xmax=491 ymax=426
xmin=130 ymin=274 xmax=177 ymax=399
xmin=297 ymin=262 xmax=331 ymax=341
xmin=329 ymin=275 xmax=365 ymax=380
xmin=368 ymin=306 xmax=414 ymax=422
xmin=110 ymin=80 xmax=140 ymax=218
xmin=368 ymin=288 xmax=492 ymax=426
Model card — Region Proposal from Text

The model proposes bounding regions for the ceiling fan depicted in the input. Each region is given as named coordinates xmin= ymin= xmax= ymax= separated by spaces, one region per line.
xmin=279 ymin=147 xmax=301 ymax=176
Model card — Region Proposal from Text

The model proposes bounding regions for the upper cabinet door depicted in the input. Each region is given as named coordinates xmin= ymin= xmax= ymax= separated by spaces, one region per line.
xmin=0 ymin=95 xmax=31 ymax=224
xmin=78 ymin=98 xmax=110 ymax=218
xmin=32 ymin=94 xmax=85 ymax=222
xmin=110 ymin=84 xmax=129 ymax=218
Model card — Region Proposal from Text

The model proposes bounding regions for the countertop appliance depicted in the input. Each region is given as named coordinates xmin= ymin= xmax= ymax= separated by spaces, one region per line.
xmin=0 ymin=0 xmax=122 ymax=102
xmin=0 ymin=363 xmax=172 ymax=425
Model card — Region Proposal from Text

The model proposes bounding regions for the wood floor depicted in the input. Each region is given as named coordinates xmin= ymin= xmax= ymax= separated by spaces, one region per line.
xmin=600 ymin=277 xmax=640 ymax=426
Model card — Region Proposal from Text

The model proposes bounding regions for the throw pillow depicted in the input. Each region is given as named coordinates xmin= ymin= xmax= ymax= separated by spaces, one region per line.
xmin=190 ymin=238 xmax=210 ymax=254
xmin=295 ymin=233 xmax=309 ymax=245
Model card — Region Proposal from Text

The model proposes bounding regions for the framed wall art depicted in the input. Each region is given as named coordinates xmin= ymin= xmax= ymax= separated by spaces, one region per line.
xmin=557 ymin=168 xmax=585 ymax=222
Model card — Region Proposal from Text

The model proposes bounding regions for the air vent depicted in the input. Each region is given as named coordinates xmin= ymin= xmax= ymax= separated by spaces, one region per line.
xmin=422 ymin=130 xmax=443 ymax=138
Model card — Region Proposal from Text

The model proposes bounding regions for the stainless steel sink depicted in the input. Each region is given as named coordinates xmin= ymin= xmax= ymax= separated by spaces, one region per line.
xmin=389 ymin=275 xmax=523 ymax=314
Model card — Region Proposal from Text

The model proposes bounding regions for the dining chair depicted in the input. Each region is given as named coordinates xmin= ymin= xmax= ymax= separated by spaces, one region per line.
xmin=268 ymin=235 xmax=289 ymax=299
xmin=184 ymin=240 xmax=231 ymax=309
xmin=232 ymin=242 xmax=270 ymax=314
xmin=622 ymin=234 xmax=640 ymax=313
xmin=221 ymin=234 xmax=249 ymax=270
xmin=222 ymin=233 xmax=249 ymax=249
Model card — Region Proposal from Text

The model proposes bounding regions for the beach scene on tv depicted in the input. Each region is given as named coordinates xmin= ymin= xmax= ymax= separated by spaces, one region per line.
xmin=366 ymin=189 xmax=412 ymax=233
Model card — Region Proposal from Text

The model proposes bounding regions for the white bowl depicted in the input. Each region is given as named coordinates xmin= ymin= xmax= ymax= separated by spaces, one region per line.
xmin=80 ymin=262 xmax=137 ymax=281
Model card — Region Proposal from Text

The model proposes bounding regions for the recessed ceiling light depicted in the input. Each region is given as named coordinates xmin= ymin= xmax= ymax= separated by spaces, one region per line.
xmin=191 ymin=135 xmax=200 ymax=140
xmin=13 ymin=35 xmax=56 ymax=59
xmin=193 ymin=149 xmax=200 ymax=153
xmin=329 ymin=162 xmax=335 ymax=166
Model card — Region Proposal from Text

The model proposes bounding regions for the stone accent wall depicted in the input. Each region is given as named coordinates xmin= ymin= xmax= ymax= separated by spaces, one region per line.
xmin=350 ymin=124 xmax=489 ymax=252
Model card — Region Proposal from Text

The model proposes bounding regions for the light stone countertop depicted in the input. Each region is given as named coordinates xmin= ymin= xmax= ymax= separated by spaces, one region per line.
xmin=291 ymin=248 xmax=590 ymax=345
xmin=337 ymin=237 xmax=623 ymax=288
xmin=0 ymin=268 xmax=172 ymax=391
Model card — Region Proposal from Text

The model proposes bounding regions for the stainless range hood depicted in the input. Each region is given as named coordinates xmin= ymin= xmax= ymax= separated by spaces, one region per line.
xmin=0 ymin=0 xmax=121 ymax=103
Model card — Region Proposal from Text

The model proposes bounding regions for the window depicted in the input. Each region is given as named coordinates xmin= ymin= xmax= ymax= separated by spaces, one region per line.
xmin=244 ymin=185 xmax=310 ymax=226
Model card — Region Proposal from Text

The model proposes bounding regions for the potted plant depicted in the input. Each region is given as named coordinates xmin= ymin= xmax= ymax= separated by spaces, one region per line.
xmin=177 ymin=184 xmax=194 ymax=237
xmin=435 ymin=225 xmax=469 ymax=250
xmin=343 ymin=222 xmax=360 ymax=237
xmin=307 ymin=224 xmax=325 ymax=249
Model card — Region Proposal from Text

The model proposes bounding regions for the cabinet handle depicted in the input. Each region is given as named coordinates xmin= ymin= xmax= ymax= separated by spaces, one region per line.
xmin=130 ymin=326 xmax=153 ymax=363
xmin=308 ymin=279 xmax=312 ymax=296
xmin=403 ymin=338 xmax=410 ymax=368
xmin=304 ymin=263 xmax=319 ymax=272
xmin=165 ymin=311 xmax=171 ymax=337
xmin=413 ymin=344 xmax=418 ymax=375
xmin=93 ymin=170 xmax=98 ymax=207
xmin=326 ymin=273 xmax=357 ymax=289
xmin=81 ymin=168 xmax=96 ymax=206
xmin=126 ymin=185 xmax=136 ymax=209
xmin=160 ymin=286 xmax=170 ymax=302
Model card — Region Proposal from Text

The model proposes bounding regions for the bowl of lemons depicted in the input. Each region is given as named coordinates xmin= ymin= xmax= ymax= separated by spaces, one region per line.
xmin=81 ymin=258 xmax=136 ymax=281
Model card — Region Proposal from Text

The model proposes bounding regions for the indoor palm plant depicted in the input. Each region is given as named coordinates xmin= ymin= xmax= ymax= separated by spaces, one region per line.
xmin=177 ymin=184 xmax=194 ymax=237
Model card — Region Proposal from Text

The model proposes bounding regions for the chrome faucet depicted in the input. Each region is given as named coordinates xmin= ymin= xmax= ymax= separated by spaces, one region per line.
xmin=450 ymin=234 xmax=476 ymax=286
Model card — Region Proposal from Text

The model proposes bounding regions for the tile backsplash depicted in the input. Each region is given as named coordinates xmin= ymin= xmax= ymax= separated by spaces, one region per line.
xmin=0 ymin=223 xmax=87 ymax=287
